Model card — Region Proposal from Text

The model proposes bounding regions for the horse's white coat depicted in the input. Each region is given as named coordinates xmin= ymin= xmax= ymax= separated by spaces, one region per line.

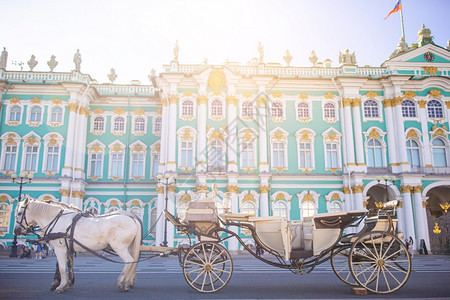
xmin=14 ymin=198 xmax=142 ymax=293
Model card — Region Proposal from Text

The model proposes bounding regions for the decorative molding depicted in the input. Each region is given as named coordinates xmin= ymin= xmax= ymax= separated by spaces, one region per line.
xmin=351 ymin=98 xmax=361 ymax=107
xmin=258 ymin=96 xmax=267 ymax=106
xmin=10 ymin=97 xmax=20 ymax=104
xmin=342 ymin=98 xmax=352 ymax=107
xmin=324 ymin=92 xmax=335 ymax=99
xmin=383 ymin=99 xmax=393 ymax=108
xmin=259 ymin=185 xmax=270 ymax=193
xmin=418 ymin=100 xmax=427 ymax=108
xmin=226 ymin=96 xmax=237 ymax=106
xmin=197 ymin=95 xmax=208 ymax=105
xmin=272 ymin=91 xmax=282 ymax=98
xmin=226 ymin=185 xmax=240 ymax=193
xmin=299 ymin=93 xmax=308 ymax=100
xmin=68 ymin=103 xmax=78 ymax=112
xmin=403 ymin=91 xmax=416 ymax=98
xmin=351 ymin=185 xmax=364 ymax=194
xmin=428 ymin=89 xmax=442 ymax=98
xmin=195 ymin=185 xmax=209 ymax=193
xmin=169 ymin=95 xmax=179 ymax=105
xmin=423 ymin=66 xmax=438 ymax=76
xmin=393 ymin=97 xmax=403 ymax=106
xmin=31 ymin=96 xmax=41 ymax=103
xmin=92 ymin=107 xmax=104 ymax=114
xmin=134 ymin=108 xmax=145 ymax=115
xmin=167 ymin=185 xmax=177 ymax=193
xmin=365 ymin=91 xmax=379 ymax=98
xmin=183 ymin=90 xmax=193 ymax=97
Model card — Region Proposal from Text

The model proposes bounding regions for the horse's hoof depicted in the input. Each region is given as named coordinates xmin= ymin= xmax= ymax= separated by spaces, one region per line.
xmin=54 ymin=288 xmax=64 ymax=294
xmin=118 ymin=284 xmax=129 ymax=292
xmin=50 ymin=285 xmax=57 ymax=291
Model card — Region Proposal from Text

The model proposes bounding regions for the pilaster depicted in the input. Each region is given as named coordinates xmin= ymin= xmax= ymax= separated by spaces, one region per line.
xmin=392 ymin=96 xmax=410 ymax=172
xmin=226 ymin=95 xmax=238 ymax=173
xmin=196 ymin=94 xmax=207 ymax=173
xmin=166 ymin=94 xmax=178 ymax=172
xmin=418 ymin=100 xmax=433 ymax=170
xmin=258 ymin=95 xmax=269 ymax=173
xmin=383 ymin=99 xmax=399 ymax=170
xmin=400 ymin=185 xmax=416 ymax=246
xmin=351 ymin=98 xmax=366 ymax=172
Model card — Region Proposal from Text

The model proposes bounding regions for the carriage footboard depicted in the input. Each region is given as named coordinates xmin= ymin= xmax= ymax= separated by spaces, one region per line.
xmin=140 ymin=245 xmax=178 ymax=255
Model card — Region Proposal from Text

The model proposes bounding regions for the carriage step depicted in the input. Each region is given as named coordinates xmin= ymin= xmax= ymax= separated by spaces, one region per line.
xmin=351 ymin=287 xmax=367 ymax=295
xmin=290 ymin=249 xmax=313 ymax=259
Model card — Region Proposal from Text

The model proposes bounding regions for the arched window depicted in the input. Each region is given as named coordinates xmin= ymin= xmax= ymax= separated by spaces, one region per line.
xmin=328 ymin=201 xmax=343 ymax=213
xmin=242 ymin=101 xmax=253 ymax=118
xmin=271 ymin=102 xmax=283 ymax=118
xmin=93 ymin=116 xmax=104 ymax=131
xmin=323 ymin=102 xmax=336 ymax=118
xmin=432 ymin=138 xmax=447 ymax=167
xmin=106 ymin=206 xmax=120 ymax=213
xmin=297 ymin=102 xmax=309 ymax=118
xmin=9 ymin=106 xmax=21 ymax=121
xmin=134 ymin=117 xmax=145 ymax=133
xmin=182 ymin=100 xmax=194 ymax=117
xmin=273 ymin=201 xmax=288 ymax=218
xmin=209 ymin=140 xmax=224 ymax=168
xmin=301 ymin=201 xmax=315 ymax=219
xmin=364 ymin=100 xmax=379 ymax=118
xmin=367 ymin=138 xmax=383 ymax=167
xmin=131 ymin=152 xmax=144 ymax=177
xmin=241 ymin=201 xmax=256 ymax=215
xmin=406 ymin=139 xmax=421 ymax=168
xmin=154 ymin=117 xmax=162 ymax=135
xmin=427 ymin=100 xmax=443 ymax=119
xmin=114 ymin=116 xmax=125 ymax=132
xmin=0 ymin=203 xmax=10 ymax=232
xmin=89 ymin=151 xmax=103 ymax=177
xmin=110 ymin=151 xmax=124 ymax=177
xmin=402 ymin=100 xmax=416 ymax=118
xmin=211 ymin=99 xmax=223 ymax=117
xmin=30 ymin=106 xmax=42 ymax=122
xmin=50 ymin=107 xmax=63 ymax=122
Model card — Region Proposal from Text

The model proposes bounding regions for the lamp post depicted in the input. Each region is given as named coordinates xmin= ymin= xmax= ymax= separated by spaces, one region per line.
xmin=10 ymin=172 xmax=33 ymax=257
xmin=376 ymin=175 xmax=396 ymax=208
xmin=156 ymin=173 xmax=177 ymax=247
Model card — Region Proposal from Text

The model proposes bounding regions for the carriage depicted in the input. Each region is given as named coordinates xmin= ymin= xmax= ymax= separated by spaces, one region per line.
xmin=162 ymin=195 xmax=411 ymax=294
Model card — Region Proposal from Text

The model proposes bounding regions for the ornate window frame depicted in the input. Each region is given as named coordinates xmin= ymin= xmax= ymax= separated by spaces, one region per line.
xmin=129 ymin=141 xmax=147 ymax=181
xmin=26 ymin=103 xmax=44 ymax=127
xmin=209 ymin=97 xmax=225 ymax=121
xmin=0 ymin=132 xmax=21 ymax=176
xmin=427 ymin=99 xmax=445 ymax=121
xmin=238 ymin=190 xmax=260 ymax=215
xmin=42 ymin=133 xmax=64 ymax=176
xmin=325 ymin=191 xmax=345 ymax=213
xmin=206 ymin=127 xmax=227 ymax=171
xmin=21 ymin=132 xmax=41 ymax=174
xmin=401 ymin=99 xmax=418 ymax=119
xmin=271 ymin=191 xmax=292 ymax=219
xmin=430 ymin=137 xmax=449 ymax=168
xmin=177 ymin=126 xmax=197 ymax=171
xmin=295 ymin=99 xmax=312 ymax=122
xmin=363 ymin=127 xmax=387 ymax=168
xmin=0 ymin=200 xmax=12 ymax=235
xmin=150 ymin=142 xmax=160 ymax=178
xmin=362 ymin=98 xmax=382 ymax=122
xmin=270 ymin=127 xmax=289 ymax=172
xmin=87 ymin=140 xmax=105 ymax=180
xmin=295 ymin=129 xmax=316 ymax=172
xmin=126 ymin=199 xmax=145 ymax=220
xmin=105 ymin=198 xmax=122 ymax=212
xmin=47 ymin=104 xmax=65 ymax=127
xmin=180 ymin=97 xmax=196 ymax=121
xmin=322 ymin=128 xmax=342 ymax=171
xmin=240 ymin=99 xmax=256 ymax=121
xmin=238 ymin=128 xmax=258 ymax=172
xmin=297 ymin=190 xmax=320 ymax=220
xmin=111 ymin=113 xmax=127 ymax=136
xmin=132 ymin=109 xmax=147 ymax=136
xmin=84 ymin=197 xmax=101 ymax=215
xmin=270 ymin=100 xmax=285 ymax=123
xmin=108 ymin=141 xmax=125 ymax=180
xmin=322 ymin=101 xmax=338 ymax=123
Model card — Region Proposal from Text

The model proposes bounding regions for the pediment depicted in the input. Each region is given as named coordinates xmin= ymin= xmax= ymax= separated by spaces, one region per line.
xmin=383 ymin=43 xmax=450 ymax=66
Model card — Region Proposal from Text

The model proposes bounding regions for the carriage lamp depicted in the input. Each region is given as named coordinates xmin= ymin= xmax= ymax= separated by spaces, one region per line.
xmin=10 ymin=172 xmax=33 ymax=257
xmin=156 ymin=173 xmax=178 ymax=248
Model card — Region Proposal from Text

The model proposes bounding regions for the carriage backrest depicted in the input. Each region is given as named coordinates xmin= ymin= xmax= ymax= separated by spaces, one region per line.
xmin=182 ymin=197 xmax=219 ymax=224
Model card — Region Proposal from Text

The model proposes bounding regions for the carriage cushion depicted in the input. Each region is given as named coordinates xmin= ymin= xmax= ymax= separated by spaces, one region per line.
xmin=313 ymin=210 xmax=366 ymax=230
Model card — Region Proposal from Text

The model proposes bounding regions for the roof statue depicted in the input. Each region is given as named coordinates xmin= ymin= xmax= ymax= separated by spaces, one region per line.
xmin=173 ymin=40 xmax=179 ymax=62
xmin=389 ymin=37 xmax=410 ymax=58
xmin=417 ymin=24 xmax=434 ymax=47
xmin=283 ymin=49 xmax=292 ymax=66
xmin=0 ymin=47 xmax=8 ymax=69
xmin=27 ymin=55 xmax=38 ymax=71
xmin=47 ymin=55 xmax=58 ymax=72
xmin=73 ymin=49 xmax=82 ymax=71
xmin=257 ymin=42 xmax=264 ymax=63
xmin=309 ymin=50 xmax=318 ymax=66
xmin=339 ymin=49 xmax=356 ymax=65
xmin=447 ymin=41 xmax=450 ymax=50
xmin=108 ymin=68 xmax=117 ymax=83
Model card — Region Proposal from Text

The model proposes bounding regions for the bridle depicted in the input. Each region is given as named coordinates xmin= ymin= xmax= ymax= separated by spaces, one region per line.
xmin=15 ymin=202 xmax=33 ymax=234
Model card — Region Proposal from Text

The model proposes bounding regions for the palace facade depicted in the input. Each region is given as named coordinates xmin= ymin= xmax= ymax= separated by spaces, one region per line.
xmin=1 ymin=25 xmax=449 ymax=253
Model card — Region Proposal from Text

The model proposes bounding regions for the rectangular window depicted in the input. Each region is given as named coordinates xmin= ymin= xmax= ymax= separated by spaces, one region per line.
xmin=24 ymin=146 xmax=38 ymax=171
xmin=241 ymin=142 xmax=255 ymax=168
xmin=272 ymin=142 xmax=285 ymax=168
xmin=180 ymin=141 xmax=193 ymax=167
xmin=3 ymin=146 xmax=17 ymax=171
xmin=299 ymin=142 xmax=312 ymax=168
xmin=152 ymin=153 xmax=160 ymax=177
xmin=90 ymin=153 xmax=103 ymax=177
xmin=131 ymin=153 xmax=144 ymax=177
xmin=111 ymin=153 xmax=123 ymax=177
xmin=326 ymin=143 xmax=338 ymax=169
xmin=46 ymin=146 xmax=59 ymax=171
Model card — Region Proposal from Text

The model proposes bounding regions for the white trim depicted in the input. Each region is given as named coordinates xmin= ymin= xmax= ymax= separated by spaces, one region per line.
xmin=110 ymin=115 xmax=127 ymax=136
xmin=91 ymin=115 xmax=106 ymax=135
xmin=87 ymin=140 xmax=106 ymax=180
xmin=152 ymin=115 xmax=162 ymax=136
xmin=322 ymin=100 xmax=339 ymax=123
xmin=176 ymin=126 xmax=197 ymax=171
xmin=108 ymin=140 xmax=126 ymax=180
xmin=0 ymin=132 xmax=21 ymax=174
xmin=42 ymin=133 xmax=64 ymax=175
xmin=26 ymin=103 xmax=44 ymax=127
xmin=295 ymin=99 xmax=312 ymax=122
xmin=362 ymin=98 xmax=383 ymax=123
xmin=46 ymin=104 xmax=65 ymax=127
xmin=179 ymin=97 xmax=196 ymax=121
xmin=132 ymin=115 xmax=147 ymax=136
xmin=128 ymin=141 xmax=148 ymax=180
xmin=295 ymin=129 xmax=316 ymax=171
xmin=363 ymin=127 xmax=387 ymax=168
xmin=208 ymin=96 xmax=225 ymax=121
xmin=5 ymin=102 xmax=24 ymax=126
xmin=21 ymin=131 xmax=41 ymax=173
xmin=270 ymin=127 xmax=289 ymax=171
xmin=322 ymin=127 xmax=342 ymax=170
xmin=270 ymin=99 xmax=286 ymax=123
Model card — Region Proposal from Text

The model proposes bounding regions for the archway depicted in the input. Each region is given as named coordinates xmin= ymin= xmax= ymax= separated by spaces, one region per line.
xmin=426 ymin=185 xmax=450 ymax=254
xmin=366 ymin=184 xmax=396 ymax=210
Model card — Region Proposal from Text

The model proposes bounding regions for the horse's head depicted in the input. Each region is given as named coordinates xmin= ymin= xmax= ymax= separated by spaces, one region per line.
xmin=14 ymin=197 xmax=35 ymax=236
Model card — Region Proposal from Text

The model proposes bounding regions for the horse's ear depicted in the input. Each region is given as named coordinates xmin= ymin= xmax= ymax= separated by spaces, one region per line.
xmin=22 ymin=197 xmax=30 ymax=205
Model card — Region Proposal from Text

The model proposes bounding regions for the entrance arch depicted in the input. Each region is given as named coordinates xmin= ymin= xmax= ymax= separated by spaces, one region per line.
xmin=425 ymin=185 xmax=450 ymax=254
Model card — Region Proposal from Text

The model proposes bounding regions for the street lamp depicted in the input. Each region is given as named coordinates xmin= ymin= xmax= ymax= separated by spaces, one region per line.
xmin=376 ymin=175 xmax=396 ymax=209
xmin=10 ymin=172 xmax=33 ymax=257
xmin=156 ymin=173 xmax=177 ymax=247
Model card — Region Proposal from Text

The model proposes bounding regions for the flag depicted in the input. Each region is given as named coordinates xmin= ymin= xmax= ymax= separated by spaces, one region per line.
xmin=385 ymin=0 xmax=402 ymax=20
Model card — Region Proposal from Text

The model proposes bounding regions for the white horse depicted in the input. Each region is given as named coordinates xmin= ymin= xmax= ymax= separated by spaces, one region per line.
xmin=14 ymin=197 xmax=142 ymax=293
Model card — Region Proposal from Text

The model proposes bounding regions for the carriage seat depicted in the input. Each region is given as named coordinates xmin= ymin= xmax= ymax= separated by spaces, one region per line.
xmin=220 ymin=212 xmax=255 ymax=223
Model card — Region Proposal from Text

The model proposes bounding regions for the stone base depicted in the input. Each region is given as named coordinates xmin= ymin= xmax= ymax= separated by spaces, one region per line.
xmin=351 ymin=287 xmax=367 ymax=295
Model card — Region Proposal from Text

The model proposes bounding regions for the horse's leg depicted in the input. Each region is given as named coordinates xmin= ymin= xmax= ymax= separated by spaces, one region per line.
xmin=50 ymin=261 xmax=61 ymax=291
xmin=53 ymin=245 xmax=70 ymax=294
xmin=112 ymin=246 xmax=134 ymax=292
xmin=67 ymin=253 xmax=75 ymax=286
xmin=123 ymin=226 xmax=141 ymax=290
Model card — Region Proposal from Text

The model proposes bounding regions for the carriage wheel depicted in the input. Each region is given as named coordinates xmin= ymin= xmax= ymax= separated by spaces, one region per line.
xmin=182 ymin=242 xmax=233 ymax=293
xmin=331 ymin=247 xmax=358 ymax=286
xmin=349 ymin=231 xmax=411 ymax=294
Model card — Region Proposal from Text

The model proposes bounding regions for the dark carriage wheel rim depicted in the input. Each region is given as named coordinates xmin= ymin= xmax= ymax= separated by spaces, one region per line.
xmin=182 ymin=242 xmax=233 ymax=293
xmin=349 ymin=231 xmax=411 ymax=294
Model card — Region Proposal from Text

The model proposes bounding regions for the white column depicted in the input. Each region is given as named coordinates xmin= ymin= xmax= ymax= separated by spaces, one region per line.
xmin=393 ymin=97 xmax=410 ymax=172
xmin=167 ymin=186 xmax=176 ymax=247
xmin=155 ymin=186 xmax=165 ymax=246
xmin=196 ymin=95 xmax=207 ymax=173
xmin=353 ymin=188 xmax=364 ymax=232
xmin=396 ymin=202 xmax=406 ymax=238
xmin=412 ymin=187 xmax=429 ymax=251
xmin=73 ymin=105 xmax=88 ymax=179
xmin=401 ymin=186 xmax=416 ymax=246
xmin=351 ymin=99 xmax=365 ymax=169
xmin=446 ymin=101 xmax=450 ymax=130
xmin=418 ymin=100 xmax=432 ymax=169
xmin=383 ymin=99 xmax=398 ymax=169
xmin=226 ymin=95 xmax=238 ymax=173
xmin=259 ymin=180 xmax=270 ymax=217
xmin=62 ymin=101 xmax=78 ymax=177
xmin=226 ymin=183 xmax=239 ymax=251
xmin=258 ymin=96 xmax=269 ymax=173
xmin=159 ymin=98 xmax=169 ymax=174
xmin=342 ymin=98 xmax=356 ymax=169
xmin=166 ymin=95 xmax=178 ymax=172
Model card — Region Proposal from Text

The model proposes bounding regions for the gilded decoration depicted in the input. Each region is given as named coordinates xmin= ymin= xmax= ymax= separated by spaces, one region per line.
xmin=114 ymin=107 xmax=126 ymax=115
xmin=169 ymin=95 xmax=179 ymax=105
xmin=331 ymin=193 xmax=340 ymax=200
xmin=29 ymin=121 xmax=40 ymax=128
xmin=79 ymin=106 xmax=89 ymax=117
xmin=429 ymin=89 xmax=442 ymax=98
xmin=445 ymin=101 xmax=450 ymax=109
xmin=180 ymin=193 xmax=191 ymax=202
xmin=299 ymin=168 xmax=311 ymax=174
xmin=91 ymin=144 xmax=102 ymax=152
xmin=276 ymin=193 xmax=285 ymax=201
xmin=243 ymin=92 xmax=253 ymax=98
xmin=272 ymin=132 xmax=285 ymax=141
xmin=418 ymin=100 xmax=427 ymax=108
xmin=299 ymin=130 xmax=311 ymax=141
xmin=133 ymin=145 xmax=144 ymax=152
xmin=342 ymin=98 xmax=352 ymax=107
xmin=433 ymin=222 xmax=441 ymax=234
xmin=167 ymin=185 xmax=177 ymax=193
xmin=400 ymin=185 xmax=413 ymax=193
xmin=365 ymin=91 xmax=379 ymax=98
xmin=226 ymin=96 xmax=237 ymax=106
xmin=324 ymin=92 xmax=335 ymax=99
xmin=404 ymin=91 xmax=416 ymax=98
xmin=259 ymin=186 xmax=270 ymax=193
xmin=209 ymin=130 xmax=224 ymax=141
xmin=44 ymin=171 xmax=56 ymax=177
xmin=155 ymin=108 xmax=162 ymax=115
xmin=134 ymin=108 xmax=145 ymax=115
xmin=52 ymin=98 xmax=62 ymax=104
xmin=351 ymin=185 xmax=364 ymax=194
xmin=112 ymin=144 xmax=123 ymax=152
xmin=423 ymin=66 xmax=438 ymax=76
xmin=342 ymin=187 xmax=350 ymax=194
xmin=31 ymin=96 xmax=41 ymax=103
xmin=406 ymin=130 xmax=419 ymax=139
xmin=161 ymin=98 xmax=168 ymax=107
xmin=153 ymin=145 xmax=160 ymax=152
xmin=197 ymin=95 xmax=208 ymax=105
xmin=368 ymin=128 xmax=381 ymax=139
xmin=351 ymin=98 xmax=361 ymax=107
xmin=110 ymin=200 xmax=118 ymax=206
xmin=226 ymin=185 xmax=239 ymax=193
xmin=242 ymin=129 xmax=254 ymax=141
xmin=112 ymin=176 xmax=120 ymax=181
xmin=27 ymin=137 xmax=37 ymax=145
xmin=272 ymin=91 xmax=282 ymax=98
xmin=299 ymin=93 xmax=308 ymax=100
xmin=68 ymin=103 xmax=78 ymax=112
xmin=182 ymin=128 xmax=193 ymax=140
xmin=413 ymin=185 xmax=424 ymax=193
xmin=10 ymin=97 xmax=20 ymax=104
xmin=195 ymin=185 xmax=209 ymax=193
xmin=393 ymin=97 xmax=404 ymax=106
xmin=243 ymin=193 xmax=255 ymax=202
xmin=375 ymin=201 xmax=384 ymax=209
xmin=258 ymin=96 xmax=267 ymax=106
xmin=327 ymin=133 xmax=337 ymax=141
xmin=440 ymin=202 xmax=450 ymax=213
xmin=92 ymin=107 xmax=104 ymax=114
xmin=433 ymin=128 xmax=445 ymax=138
xmin=383 ymin=99 xmax=393 ymax=108
xmin=156 ymin=186 xmax=164 ymax=194
xmin=59 ymin=189 xmax=70 ymax=197
xmin=207 ymin=69 xmax=226 ymax=93
xmin=302 ymin=193 xmax=314 ymax=202
xmin=0 ymin=195 xmax=8 ymax=202
xmin=183 ymin=90 xmax=193 ymax=97
xmin=48 ymin=138 xmax=57 ymax=146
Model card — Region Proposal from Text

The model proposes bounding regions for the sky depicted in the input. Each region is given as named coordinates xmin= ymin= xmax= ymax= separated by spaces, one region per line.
xmin=2 ymin=0 xmax=449 ymax=84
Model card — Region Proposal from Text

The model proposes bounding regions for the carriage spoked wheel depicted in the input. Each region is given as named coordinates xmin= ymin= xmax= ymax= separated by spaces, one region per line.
xmin=182 ymin=242 xmax=233 ymax=293
xmin=349 ymin=231 xmax=411 ymax=294
xmin=331 ymin=247 xmax=358 ymax=286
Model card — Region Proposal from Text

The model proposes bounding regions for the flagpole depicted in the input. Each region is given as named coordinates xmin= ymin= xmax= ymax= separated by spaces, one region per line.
xmin=400 ymin=3 xmax=406 ymax=40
